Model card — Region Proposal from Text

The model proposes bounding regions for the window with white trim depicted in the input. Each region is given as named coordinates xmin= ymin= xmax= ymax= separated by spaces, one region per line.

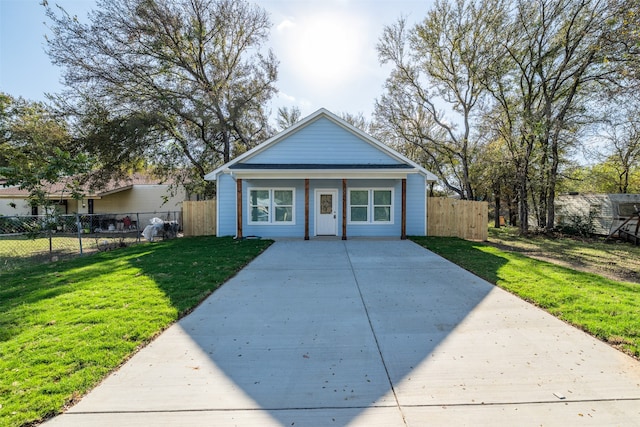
xmin=349 ymin=190 xmax=369 ymax=222
xmin=249 ymin=188 xmax=295 ymax=224
xmin=373 ymin=189 xmax=392 ymax=222
xmin=348 ymin=189 xmax=393 ymax=224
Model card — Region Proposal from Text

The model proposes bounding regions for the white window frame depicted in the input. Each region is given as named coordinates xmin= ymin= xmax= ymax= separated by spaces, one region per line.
xmin=348 ymin=189 xmax=370 ymax=223
xmin=347 ymin=188 xmax=394 ymax=224
xmin=248 ymin=188 xmax=296 ymax=225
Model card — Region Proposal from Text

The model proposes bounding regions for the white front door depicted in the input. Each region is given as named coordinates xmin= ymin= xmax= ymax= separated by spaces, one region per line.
xmin=316 ymin=190 xmax=338 ymax=236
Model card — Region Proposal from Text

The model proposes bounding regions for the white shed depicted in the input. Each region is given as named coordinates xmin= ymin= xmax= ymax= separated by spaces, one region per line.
xmin=555 ymin=193 xmax=640 ymax=235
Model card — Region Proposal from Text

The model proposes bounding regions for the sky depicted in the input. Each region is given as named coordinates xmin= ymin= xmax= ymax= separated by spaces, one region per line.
xmin=0 ymin=0 xmax=433 ymax=122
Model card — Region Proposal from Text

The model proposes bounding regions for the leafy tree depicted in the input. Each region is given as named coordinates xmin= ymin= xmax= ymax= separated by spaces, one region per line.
xmin=0 ymin=93 xmax=12 ymax=169
xmin=560 ymin=162 xmax=640 ymax=194
xmin=605 ymin=0 xmax=640 ymax=83
xmin=480 ymin=0 xmax=633 ymax=233
xmin=0 ymin=93 xmax=91 ymax=213
xmin=45 ymin=0 xmax=278 ymax=196
xmin=528 ymin=0 xmax=621 ymax=231
xmin=376 ymin=0 xmax=638 ymax=233
xmin=592 ymin=102 xmax=640 ymax=193
xmin=474 ymin=115 xmax=520 ymax=226
xmin=375 ymin=0 xmax=506 ymax=199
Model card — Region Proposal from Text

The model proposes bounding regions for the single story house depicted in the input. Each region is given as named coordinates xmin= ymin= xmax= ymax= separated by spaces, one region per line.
xmin=205 ymin=108 xmax=437 ymax=239
xmin=0 ymin=173 xmax=186 ymax=218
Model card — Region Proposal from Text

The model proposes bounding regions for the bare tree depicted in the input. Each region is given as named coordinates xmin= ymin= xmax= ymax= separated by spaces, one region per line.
xmin=276 ymin=106 xmax=301 ymax=131
xmin=340 ymin=112 xmax=371 ymax=134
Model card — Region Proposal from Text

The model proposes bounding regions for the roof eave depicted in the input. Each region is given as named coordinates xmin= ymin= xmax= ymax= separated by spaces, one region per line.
xmin=96 ymin=184 xmax=134 ymax=197
xmin=226 ymin=168 xmax=423 ymax=180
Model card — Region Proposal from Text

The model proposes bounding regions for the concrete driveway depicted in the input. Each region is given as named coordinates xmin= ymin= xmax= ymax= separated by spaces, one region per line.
xmin=47 ymin=239 xmax=640 ymax=426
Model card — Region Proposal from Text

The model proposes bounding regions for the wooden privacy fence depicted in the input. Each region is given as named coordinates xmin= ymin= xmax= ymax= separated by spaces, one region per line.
xmin=182 ymin=200 xmax=216 ymax=237
xmin=182 ymin=197 xmax=487 ymax=240
xmin=427 ymin=197 xmax=488 ymax=241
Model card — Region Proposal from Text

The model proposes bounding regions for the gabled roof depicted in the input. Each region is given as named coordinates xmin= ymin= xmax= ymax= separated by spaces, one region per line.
xmin=205 ymin=108 xmax=437 ymax=182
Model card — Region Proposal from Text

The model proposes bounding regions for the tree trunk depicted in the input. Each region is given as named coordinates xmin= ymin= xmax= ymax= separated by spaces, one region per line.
xmin=223 ymin=131 xmax=231 ymax=163
xmin=529 ymin=177 xmax=538 ymax=230
xmin=509 ymin=184 xmax=518 ymax=226
xmin=462 ymin=154 xmax=474 ymax=200
xmin=518 ymin=170 xmax=529 ymax=234
xmin=518 ymin=187 xmax=528 ymax=234
xmin=517 ymin=136 xmax=534 ymax=234
xmin=509 ymin=206 xmax=517 ymax=227
xmin=545 ymin=138 xmax=560 ymax=232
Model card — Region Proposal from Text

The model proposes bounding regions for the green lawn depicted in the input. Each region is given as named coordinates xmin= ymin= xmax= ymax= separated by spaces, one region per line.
xmin=0 ymin=235 xmax=79 ymax=271
xmin=4 ymin=234 xmax=638 ymax=425
xmin=411 ymin=236 xmax=640 ymax=359
xmin=0 ymin=233 xmax=144 ymax=271
xmin=487 ymin=226 xmax=640 ymax=283
xmin=0 ymin=236 xmax=272 ymax=427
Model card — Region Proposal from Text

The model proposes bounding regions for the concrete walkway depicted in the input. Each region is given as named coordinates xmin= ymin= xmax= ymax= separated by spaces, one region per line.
xmin=46 ymin=239 xmax=640 ymax=426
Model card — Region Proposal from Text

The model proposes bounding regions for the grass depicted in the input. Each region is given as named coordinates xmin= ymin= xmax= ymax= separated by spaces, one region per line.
xmin=0 ymin=236 xmax=272 ymax=427
xmin=0 ymin=235 xmax=78 ymax=271
xmin=411 ymin=236 xmax=640 ymax=359
xmin=487 ymin=226 xmax=640 ymax=283
xmin=0 ymin=234 xmax=143 ymax=271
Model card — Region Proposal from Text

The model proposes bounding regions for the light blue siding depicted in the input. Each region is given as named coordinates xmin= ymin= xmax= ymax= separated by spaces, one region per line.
xmin=214 ymin=115 xmax=430 ymax=238
xmin=242 ymin=179 xmax=306 ymax=238
xmin=345 ymin=179 xmax=402 ymax=237
xmin=245 ymin=117 xmax=403 ymax=165
xmin=216 ymin=173 xmax=237 ymax=236
xmin=216 ymin=175 xmax=427 ymax=238
xmin=406 ymin=174 xmax=427 ymax=235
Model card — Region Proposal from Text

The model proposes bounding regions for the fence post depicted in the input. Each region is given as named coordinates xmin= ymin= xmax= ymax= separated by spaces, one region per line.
xmin=76 ymin=213 xmax=83 ymax=255
xmin=48 ymin=228 xmax=53 ymax=260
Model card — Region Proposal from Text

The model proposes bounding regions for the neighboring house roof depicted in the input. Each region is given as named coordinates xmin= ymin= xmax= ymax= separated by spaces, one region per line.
xmin=205 ymin=108 xmax=438 ymax=182
xmin=0 ymin=173 xmax=171 ymax=200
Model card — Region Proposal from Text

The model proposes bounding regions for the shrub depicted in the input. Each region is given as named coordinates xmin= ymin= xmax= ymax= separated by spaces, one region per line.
xmin=556 ymin=208 xmax=597 ymax=237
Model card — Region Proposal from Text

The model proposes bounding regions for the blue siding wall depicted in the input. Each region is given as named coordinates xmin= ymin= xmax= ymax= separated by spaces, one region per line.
xmin=345 ymin=179 xmax=401 ymax=237
xmin=217 ymin=173 xmax=237 ymax=236
xmin=245 ymin=117 xmax=403 ymax=165
xmin=242 ymin=179 xmax=306 ymax=238
xmin=405 ymin=174 xmax=427 ymax=235
xmin=217 ymin=175 xmax=427 ymax=238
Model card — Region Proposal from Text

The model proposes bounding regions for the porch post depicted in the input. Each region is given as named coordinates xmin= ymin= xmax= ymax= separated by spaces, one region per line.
xmin=236 ymin=178 xmax=243 ymax=239
xmin=401 ymin=178 xmax=407 ymax=240
xmin=304 ymin=179 xmax=310 ymax=240
xmin=342 ymin=179 xmax=347 ymax=240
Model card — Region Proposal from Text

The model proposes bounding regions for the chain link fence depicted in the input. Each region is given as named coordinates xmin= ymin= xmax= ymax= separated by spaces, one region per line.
xmin=0 ymin=211 xmax=181 ymax=271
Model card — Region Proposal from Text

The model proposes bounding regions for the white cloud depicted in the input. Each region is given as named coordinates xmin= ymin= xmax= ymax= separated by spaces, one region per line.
xmin=277 ymin=92 xmax=297 ymax=103
xmin=274 ymin=91 xmax=313 ymax=112
xmin=276 ymin=18 xmax=295 ymax=32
